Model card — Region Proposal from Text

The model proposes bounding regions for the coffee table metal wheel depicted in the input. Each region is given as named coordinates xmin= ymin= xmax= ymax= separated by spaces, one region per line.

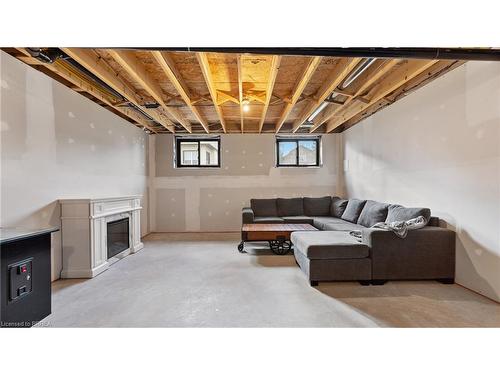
xmin=237 ymin=241 xmax=245 ymax=253
xmin=268 ymin=239 xmax=292 ymax=255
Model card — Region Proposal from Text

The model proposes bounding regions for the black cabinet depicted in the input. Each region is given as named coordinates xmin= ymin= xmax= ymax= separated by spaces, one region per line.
xmin=1 ymin=228 xmax=57 ymax=328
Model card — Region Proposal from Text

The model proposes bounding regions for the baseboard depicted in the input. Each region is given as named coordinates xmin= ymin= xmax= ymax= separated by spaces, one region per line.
xmin=132 ymin=242 xmax=144 ymax=253
xmin=147 ymin=231 xmax=240 ymax=234
xmin=455 ymin=282 xmax=500 ymax=304
xmin=60 ymin=262 xmax=108 ymax=279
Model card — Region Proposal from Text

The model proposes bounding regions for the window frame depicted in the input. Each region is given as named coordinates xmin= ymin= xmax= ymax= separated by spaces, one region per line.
xmin=275 ymin=136 xmax=321 ymax=168
xmin=175 ymin=136 xmax=221 ymax=168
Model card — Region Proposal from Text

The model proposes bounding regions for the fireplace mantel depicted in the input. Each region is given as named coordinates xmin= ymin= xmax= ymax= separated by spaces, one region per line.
xmin=59 ymin=196 xmax=144 ymax=278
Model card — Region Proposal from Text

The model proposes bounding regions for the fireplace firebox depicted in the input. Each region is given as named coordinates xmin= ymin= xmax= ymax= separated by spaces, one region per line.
xmin=107 ymin=218 xmax=130 ymax=259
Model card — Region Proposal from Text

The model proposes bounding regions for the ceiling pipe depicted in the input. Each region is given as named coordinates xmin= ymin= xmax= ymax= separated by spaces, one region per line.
xmin=25 ymin=48 xmax=127 ymax=102
xmin=125 ymin=47 xmax=500 ymax=61
xmin=26 ymin=48 xmax=64 ymax=64
xmin=66 ymin=57 xmax=158 ymax=124
xmin=63 ymin=58 xmax=128 ymax=101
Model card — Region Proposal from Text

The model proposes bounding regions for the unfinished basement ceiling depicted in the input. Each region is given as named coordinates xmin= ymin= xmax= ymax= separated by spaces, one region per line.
xmin=3 ymin=48 xmax=475 ymax=134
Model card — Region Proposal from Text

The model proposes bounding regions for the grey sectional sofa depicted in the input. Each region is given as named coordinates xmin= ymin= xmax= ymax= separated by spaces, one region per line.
xmin=242 ymin=196 xmax=455 ymax=286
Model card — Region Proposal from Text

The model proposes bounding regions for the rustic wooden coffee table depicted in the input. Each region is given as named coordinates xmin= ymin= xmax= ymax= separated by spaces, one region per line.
xmin=238 ymin=223 xmax=318 ymax=255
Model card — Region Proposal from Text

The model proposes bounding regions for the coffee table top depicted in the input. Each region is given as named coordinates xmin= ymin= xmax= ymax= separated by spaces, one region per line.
xmin=242 ymin=223 xmax=318 ymax=232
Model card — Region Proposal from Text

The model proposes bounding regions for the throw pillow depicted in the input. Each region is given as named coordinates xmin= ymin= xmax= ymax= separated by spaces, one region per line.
xmin=341 ymin=199 xmax=367 ymax=223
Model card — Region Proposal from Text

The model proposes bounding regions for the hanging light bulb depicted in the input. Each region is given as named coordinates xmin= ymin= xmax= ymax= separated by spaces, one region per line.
xmin=242 ymin=98 xmax=250 ymax=112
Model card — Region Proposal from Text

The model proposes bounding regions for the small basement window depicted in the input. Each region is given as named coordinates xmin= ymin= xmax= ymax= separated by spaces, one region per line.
xmin=175 ymin=136 xmax=221 ymax=168
xmin=276 ymin=136 xmax=321 ymax=167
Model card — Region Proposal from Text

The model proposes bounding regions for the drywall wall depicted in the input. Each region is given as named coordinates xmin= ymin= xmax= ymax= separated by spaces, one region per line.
xmin=341 ymin=61 xmax=500 ymax=302
xmin=151 ymin=133 xmax=341 ymax=232
xmin=0 ymin=51 xmax=149 ymax=281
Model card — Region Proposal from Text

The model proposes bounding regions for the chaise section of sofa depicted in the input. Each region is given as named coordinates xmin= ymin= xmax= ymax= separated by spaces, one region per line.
xmin=292 ymin=231 xmax=371 ymax=286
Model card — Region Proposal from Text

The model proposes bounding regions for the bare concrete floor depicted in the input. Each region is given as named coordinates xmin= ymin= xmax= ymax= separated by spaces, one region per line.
xmin=39 ymin=233 xmax=500 ymax=327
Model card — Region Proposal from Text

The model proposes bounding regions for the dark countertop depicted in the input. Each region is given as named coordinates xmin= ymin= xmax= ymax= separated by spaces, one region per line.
xmin=0 ymin=227 xmax=59 ymax=245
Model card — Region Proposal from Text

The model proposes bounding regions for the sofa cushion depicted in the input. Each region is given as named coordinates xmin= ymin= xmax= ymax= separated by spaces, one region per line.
xmin=277 ymin=198 xmax=304 ymax=216
xmin=291 ymin=231 xmax=369 ymax=260
xmin=312 ymin=217 xmax=363 ymax=232
xmin=282 ymin=216 xmax=314 ymax=224
xmin=324 ymin=221 xmax=364 ymax=232
xmin=253 ymin=216 xmax=284 ymax=223
xmin=386 ymin=205 xmax=431 ymax=224
xmin=331 ymin=197 xmax=348 ymax=218
xmin=341 ymin=199 xmax=367 ymax=223
xmin=251 ymin=198 xmax=278 ymax=217
xmin=303 ymin=196 xmax=332 ymax=216
xmin=312 ymin=217 xmax=345 ymax=230
xmin=357 ymin=200 xmax=389 ymax=227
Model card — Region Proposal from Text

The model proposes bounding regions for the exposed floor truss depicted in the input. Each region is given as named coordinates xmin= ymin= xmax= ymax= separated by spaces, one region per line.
xmin=3 ymin=48 xmax=468 ymax=134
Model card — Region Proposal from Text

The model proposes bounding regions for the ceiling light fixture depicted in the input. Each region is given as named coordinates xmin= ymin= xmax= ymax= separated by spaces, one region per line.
xmin=340 ymin=58 xmax=377 ymax=90
xmin=300 ymin=121 xmax=314 ymax=128
xmin=307 ymin=101 xmax=329 ymax=122
xmin=301 ymin=58 xmax=377 ymax=128
xmin=242 ymin=98 xmax=250 ymax=112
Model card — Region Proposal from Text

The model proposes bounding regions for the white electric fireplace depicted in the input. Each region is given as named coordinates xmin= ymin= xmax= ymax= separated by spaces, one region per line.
xmin=59 ymin=196 xmax=144 ymax=278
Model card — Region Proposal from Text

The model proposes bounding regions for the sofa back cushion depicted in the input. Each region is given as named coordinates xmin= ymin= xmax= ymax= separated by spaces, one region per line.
xmin=277 ymin=198 xmax=304 ymax=216
xmin=331 ymin=197 xmax=348 ymax=218
xmin=251 ymin=198 xmax=278 ymax=217
xmin=341 ymin=199 xmax=367 ymax=223
xmin=386 ymin=205 xmax=431 ymax=224
xmin=303 ymin=196 xmax=332 ymax=216
xmin=357 ymin=200 xmax=389 ymax=227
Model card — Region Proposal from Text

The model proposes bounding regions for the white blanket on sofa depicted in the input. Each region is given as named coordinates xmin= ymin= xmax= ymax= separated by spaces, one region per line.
xmin=350 ymin=216 xmax=428 ymax=239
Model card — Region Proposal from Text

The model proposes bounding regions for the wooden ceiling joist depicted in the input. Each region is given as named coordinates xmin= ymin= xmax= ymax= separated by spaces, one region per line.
xmin=258 ymin=55 xmax=281 ymax=133
xmin=310 ymin=59 xmax=401 ymax=132
xmin=247 ymin=92 xmax=266 ymax=104
xmin=107 ymin=50 xmax=192 ymax=133
xmin=237 ymin=55 xmax=244 ymax=133
xmin=196 ymin=52 xmax=227 ymax=132
xmin=326 ymin=59 xmax=439 ymax=132
xmin=275 ymin=56 xmax=322 ymax=133
xmin=216 ymin=91 xmax=239 ymax=105
xmin=61 ymin=48 xmax=174 ymax=133
xmin=151 ymin=51 xmax=209 ymax=133
xmin=290 ymin=57 xmax=362 ymax=133
xmin=4 ymin=48 xmax=467 ymax=135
